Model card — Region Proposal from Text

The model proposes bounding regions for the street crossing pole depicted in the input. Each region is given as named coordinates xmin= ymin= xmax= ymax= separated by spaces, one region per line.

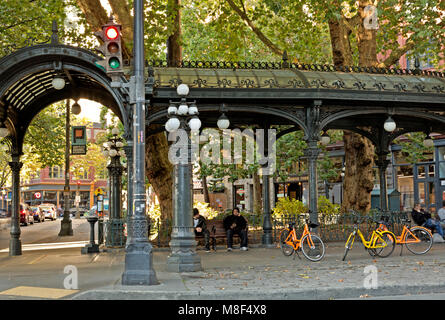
xmin=121 ymin=0 xmax=158 ymax=285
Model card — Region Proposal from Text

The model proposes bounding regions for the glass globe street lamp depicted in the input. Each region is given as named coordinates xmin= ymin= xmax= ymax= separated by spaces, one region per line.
xmin=217 ymin=113 xmax=230 ymax=130
xmin=320 ymin=131 xmax=330 ymax=146
xmin=423 ymin=135 xmax=434 ymax=148
xmin=71 ymin=101 xmax=81 ymax=115
xmin=165 ymin=84 xmax=202 ymax=272
xmin=384 ymin=116 xmax=396 ymax=132
xmin=51 ymin=76 xmax=66 ymax=90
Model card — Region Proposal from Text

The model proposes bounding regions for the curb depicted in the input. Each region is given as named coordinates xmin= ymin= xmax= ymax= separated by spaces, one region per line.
xmin=71 ymin=283 xmax=445 ymax=300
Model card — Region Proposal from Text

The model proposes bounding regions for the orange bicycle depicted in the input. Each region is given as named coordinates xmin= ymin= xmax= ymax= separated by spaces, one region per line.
xmin=375 ymin=217 xmax=433 ymax=255
xmin=279 ymin=217 xmax=325 ymax=262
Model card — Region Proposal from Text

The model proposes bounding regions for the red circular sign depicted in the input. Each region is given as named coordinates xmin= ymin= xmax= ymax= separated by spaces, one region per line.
xmin=34 ymin=192 xmax=41 ymax=199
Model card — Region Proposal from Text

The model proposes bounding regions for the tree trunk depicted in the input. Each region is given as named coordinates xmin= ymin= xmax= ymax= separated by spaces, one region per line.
xmin=341 ymin=131 xmax=375 ymax=213
xmin=252 ymin=170 xmax=262 ymax=214
xmin=145 ymin=126 xmax=173 ymax=220
xmin=328 ymin=4 xmax=377 ymax=213
xmin=202 ymin=175 xmax=210 ymax=203
xmin=167 ymin=0 xmax=182 ymax=67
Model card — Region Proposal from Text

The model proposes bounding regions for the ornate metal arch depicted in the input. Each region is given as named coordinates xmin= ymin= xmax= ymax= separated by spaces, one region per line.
xmin=0 ymin=44 xmax=130 ymax=152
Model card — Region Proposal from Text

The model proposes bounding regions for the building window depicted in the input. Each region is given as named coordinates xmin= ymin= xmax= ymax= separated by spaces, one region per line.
xmin=49 ymin=166 xmax=64 ymax=179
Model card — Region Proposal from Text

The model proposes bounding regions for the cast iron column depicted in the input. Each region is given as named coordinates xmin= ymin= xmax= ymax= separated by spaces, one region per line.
xmin=376 ymin=152 xmax=390 ymax=212
xmin=261 ymin=127 xmax=274 ymax=247
xmin=9 ymin=156 xmax=22 ymax=256
xmin=304 ymin=101 xmax=322 ymax=226
xmin=305 ymin=141 xmax=320 ymax=224
xmin=122 ymin=0 xmax=158 ymax=285
xmin=167 ymin=123 xmax=201 ymax=272
xmin=107 ymin=154 xmax=124 ymax=246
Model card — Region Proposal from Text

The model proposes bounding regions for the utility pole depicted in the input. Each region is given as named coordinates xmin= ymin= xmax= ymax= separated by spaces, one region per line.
xmin=121 ymin=0 xmax=158 ymax=285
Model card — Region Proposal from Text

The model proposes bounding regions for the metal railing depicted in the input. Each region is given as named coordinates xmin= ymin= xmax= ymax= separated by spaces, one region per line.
xmin=104 ymin=210 xmax=412 ymax=247
xmin=104 ymin=219 xmax=126 ymax=248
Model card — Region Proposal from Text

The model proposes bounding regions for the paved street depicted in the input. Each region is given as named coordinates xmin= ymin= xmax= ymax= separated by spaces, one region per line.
xmin=1 ymin=220 xmax=445 ymax=301
xmin=0 ymin=217 xmax=90 ymax=250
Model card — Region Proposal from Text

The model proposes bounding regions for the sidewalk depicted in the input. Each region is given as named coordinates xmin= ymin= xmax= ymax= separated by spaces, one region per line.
xmin=1 ymin=241 xmax=445 ymax=300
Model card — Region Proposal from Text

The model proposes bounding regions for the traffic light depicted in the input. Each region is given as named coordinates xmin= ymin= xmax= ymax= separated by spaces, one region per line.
xmin=94 ymin=18 xmax=124 ymax=76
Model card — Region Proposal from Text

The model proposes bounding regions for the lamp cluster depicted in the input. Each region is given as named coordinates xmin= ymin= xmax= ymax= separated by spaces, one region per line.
xmin=165 ymin=84 xmax=201 ymax=132
xmin=102 ymin=127 xmax=126 ymax=162
xmin=165 ymin=84 xmax=231 ymax=133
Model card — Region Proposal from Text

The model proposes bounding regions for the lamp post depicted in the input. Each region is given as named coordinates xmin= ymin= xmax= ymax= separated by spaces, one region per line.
xmin=103 ymin=127 xmax=126 ymax=247
xmin=166 ymin=84 xmax=202 ymax=272
xmin=59 ymin=98 xmax=73 ymax=236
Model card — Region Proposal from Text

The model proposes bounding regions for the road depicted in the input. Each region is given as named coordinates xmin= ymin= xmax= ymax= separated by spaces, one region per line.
xmin=0 ymin=217 xmax=91 ymax=251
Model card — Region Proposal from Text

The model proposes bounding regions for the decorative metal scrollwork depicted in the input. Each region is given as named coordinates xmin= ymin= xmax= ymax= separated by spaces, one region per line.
xmin=288 ymin=79 xmax=305 ymax=88
xmin=145 ymin=59 xmax=445 ymax=79
xmin=240 ymin=79 xmax=255 ymax=88
xmin=264 ymin=79 xmax=279 ymax=88
xmin=373 ymin=82 xmax=386 ymax=91
xmin=353 ymin=81 xmax=367 ymax=90
xmin=193 ymin=78 xmax=207 ymax=88
xmin=394 ymin=83 xmax=408 ymax=92
xmin=432 ymin=85 xmax=445 ymax=93
xmin=168 ymin=78 xmax=183 ymax=87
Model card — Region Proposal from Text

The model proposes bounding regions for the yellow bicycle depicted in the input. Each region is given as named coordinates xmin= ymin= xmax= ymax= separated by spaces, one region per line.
xmin=342 ymin=217 xmax=396 ymax=261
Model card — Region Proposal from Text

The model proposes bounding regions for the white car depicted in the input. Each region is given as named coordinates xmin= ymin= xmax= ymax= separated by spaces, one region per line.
xmin=38 ymin=204 xmax=57 ymax=221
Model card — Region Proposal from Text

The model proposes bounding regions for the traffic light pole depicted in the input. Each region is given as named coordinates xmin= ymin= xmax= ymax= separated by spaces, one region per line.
xmin=121 ymin=0 xmax=158 ymax=286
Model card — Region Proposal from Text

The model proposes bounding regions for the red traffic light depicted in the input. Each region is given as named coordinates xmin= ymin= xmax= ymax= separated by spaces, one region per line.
xmin=105 ymin=26 xmax=119 ymax=40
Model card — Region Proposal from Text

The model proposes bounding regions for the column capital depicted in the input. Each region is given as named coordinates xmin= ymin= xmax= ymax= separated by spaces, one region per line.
xmin=8 ymin=161 xmax=23 ymax=173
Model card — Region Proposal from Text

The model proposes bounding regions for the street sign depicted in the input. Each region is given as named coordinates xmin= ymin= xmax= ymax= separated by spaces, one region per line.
xmin=94 ymin=188 xmax=104 ymax=196
xmin=72 ymin=145 xmax=87 ymax=155
xmin=72 ymin=126 xmax=86 ymax=145
xmin=34 ymin=192 xmax=41 ymax=199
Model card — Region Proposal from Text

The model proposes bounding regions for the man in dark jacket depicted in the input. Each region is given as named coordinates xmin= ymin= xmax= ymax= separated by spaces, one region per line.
xmin=412 ymin=203 xmax=444 ymax=239
xmin=223 ymin=208 xmax=248 ymax=251
xmin=193 ymin=208 xmax=211 ymax=252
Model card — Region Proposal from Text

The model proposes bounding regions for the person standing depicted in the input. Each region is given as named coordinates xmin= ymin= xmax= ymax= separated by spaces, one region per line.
xmin=193 ymin=208 xmax=211 ymax=252
xmin=223 ymin=208 xmax=248 ymax=251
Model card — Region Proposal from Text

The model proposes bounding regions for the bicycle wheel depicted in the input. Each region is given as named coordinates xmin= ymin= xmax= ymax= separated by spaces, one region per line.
xmin=301 ymin=234 xmax=325 ymax=262
xmin=342 ymin=232 xmax=355 ymax=261
xmin=405 ymin=227 xmax=433 ymax=255
xmin=373 ymin=231 xmax=396 ymax=258
xmin=279 ymin=228 xmax=294 ymax=256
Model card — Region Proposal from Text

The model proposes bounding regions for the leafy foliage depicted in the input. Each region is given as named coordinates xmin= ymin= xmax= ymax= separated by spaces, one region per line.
xmin=395 ymin=132 xmax=434 ymax=164
xmin=272 ymin=197 xmax=308 ymax=217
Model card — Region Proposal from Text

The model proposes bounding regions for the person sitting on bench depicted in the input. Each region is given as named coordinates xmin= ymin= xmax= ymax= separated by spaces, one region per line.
xmin=223 ymin=208 xmax=248 ymax=251
xmin=193 ymin=208 xmax=211 ymax=252
xmin=411 ymin=203 xmax=445 ymax=239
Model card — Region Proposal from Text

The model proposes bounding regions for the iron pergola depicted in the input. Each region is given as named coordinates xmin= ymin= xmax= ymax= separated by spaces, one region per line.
xmin=0 ymin=24 xmax=444 ymax=278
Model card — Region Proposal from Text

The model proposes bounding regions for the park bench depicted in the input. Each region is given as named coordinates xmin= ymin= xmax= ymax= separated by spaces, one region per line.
xmin=195 ymin=219 xmax=246 ymax=251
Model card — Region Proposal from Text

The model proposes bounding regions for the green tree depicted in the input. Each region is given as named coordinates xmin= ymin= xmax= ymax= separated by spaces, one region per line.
xmin=395 ymin=132 xmax=434 ymax=164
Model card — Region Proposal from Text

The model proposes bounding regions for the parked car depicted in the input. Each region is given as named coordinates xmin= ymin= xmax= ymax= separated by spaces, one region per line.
xmin=38 ymin=203 xmax=57 ymax=221
xmin=20 ymin=203 xmax=33 ymax=226
xmin=31 ymin=206 xmax=45 ymax=223
xmin=0 ymin=208 xmax=8 ymax=218
xmin=68 ymin=207 xmax=89 ymax=218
